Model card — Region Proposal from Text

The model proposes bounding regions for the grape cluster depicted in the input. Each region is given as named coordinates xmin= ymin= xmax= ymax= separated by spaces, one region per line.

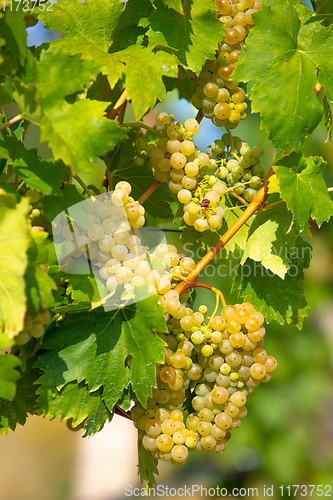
xmin=132 ymin=290 xmax=277 ymax=466
xmin=208 ymin=133 xmax=264 ymax=203
xmin=188 ymin=0 xmax=261 ymax=128
xmin=147 ymin=113 xmax=210 ymax=193
xmin=15 ymin=310 xmax=51 ymax=345
xmin=145 ymin=113 xmax=265 ymax=232
xmin=54 ymin=181 xmax=146 ymax=276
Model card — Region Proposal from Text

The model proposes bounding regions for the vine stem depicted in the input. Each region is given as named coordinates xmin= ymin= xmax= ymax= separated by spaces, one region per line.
xmin=175 ymin=78 xmax=192 ymax=99
xmin=0 ymin=113 xmax=23 ymax=131
xmin=138 ymin=180 xmax=161 ymax=204
xmin=195 ymin=108 xmax=203 ymax=124
xmin=120 ymin=121 xmax=162 ymax=136
xmin=107 ymin=89 xmax=127 ymax=120
xmin=174 ymin=166 xmax=275 ymax=296
xmin=192 ymin=282 xmax=227 ymax=309
xmin=73 ymin=174 xmax=95 ymax=199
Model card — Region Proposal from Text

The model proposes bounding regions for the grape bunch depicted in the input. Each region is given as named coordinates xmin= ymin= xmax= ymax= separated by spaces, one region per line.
xmin=147 ymin=113 xmax=210 ymax=193
xmin=208 ymin=133 xmax=264 ymax=203
xmin=53 ymin=181 xmax=146 ymax=275
xmin=131 ymin=287 xmax=277 ymax=466
xmin=15 ymin=309 xmax=52 ymax=345
xmin=188 ymin=0 xmax=261 ymax=128
xmin=54 ymin=182 xmax=198 ymax=308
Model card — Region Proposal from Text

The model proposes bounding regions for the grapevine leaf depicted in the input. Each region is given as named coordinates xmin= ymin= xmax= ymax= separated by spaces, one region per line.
xmin=66 ymin=275 xmax=108 ymax=303
xmin=274 ymin=154 xmax=333 ymax=230
xmin=241 ymin=197 xmax=296 ymax=279
xmin=13 ymin=157 xmax=68 ymax=197
xmin=43 ymin=185 xmax=85 ymax=222
xmin=111 ymin=0 xmax=153 ymax=52
xmin=147 ymin=0 xmax=222 ymax=72
xmin=138 ymin=437 xmax=159 ymax=487
xmin=0 ymin=353 xmax=22 ymax=401
xmin=0 ymin=6 xmax=27 ymax=65
xmin=232 ymin=259 xmax=309 ymax=329
xmin=45 ymin=38 xmax=125 ymax=89
xmin=25 ymin=233 xmax=57 ymax=316
xmin=40 ymin=99 xmax=127 ymax=176
xmin=37 ymin=0 xmax=126 ymax=88
xmin=233 ymin=3 xmax=333 ymax=153
xmin=288 ymin=236 xmax=312 ymax=281
xmin=0 ymin=194 xmax=30 ymax=345
xmin=323 ymin=94 xmax=332 ymax=142
xmin=313 ymin=0 xmax=333 ymax=25
xmin=160 ymin=0 xmax=184 ymax=14
xmin=37 ymin=0 xmax=123 ymax=50
xmin=35 ymin=375 xmax=112 ymax=436
xmin=116 ymin=46 xmax=178 ymax=119
xmin=34 ymin=296 xmax=167 ymax=411
xmin=37 ymin=46 xmax=103 ymax=109
xmin=0 ymin=365 xmax=39 ymax=435
xmin=110 ymin=142 xmax=174 ymax=219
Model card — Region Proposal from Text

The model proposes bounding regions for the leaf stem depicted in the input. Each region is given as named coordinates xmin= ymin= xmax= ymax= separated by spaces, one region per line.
xmin=0 ymin=113 xmax=23 ymax=131
xmin=73 ymin=174 xmax=96 ymax=199
xmin=107 ymin=88 xmax=127 ymax=120
xmin=138 ymin=180 xmax=161 ymax=204
xmin=175 ymin=78 xmax=192 ymax=99
xmin=225 ymin=126 xmax=239 ymax=160
xmin=195 ymin=108 xmax=203 ymax=124
xmin=120 ymin=122 xmax=162 ymax=136
xmin=174 ymin=167 xmax=275 ymax=295
xmin=260 ymin=199 xmax=285 ymax=211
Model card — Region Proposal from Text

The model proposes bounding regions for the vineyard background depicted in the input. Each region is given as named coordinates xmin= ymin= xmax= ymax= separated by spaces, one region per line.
xmin=1 ymin=3 xmax=333 ymax=500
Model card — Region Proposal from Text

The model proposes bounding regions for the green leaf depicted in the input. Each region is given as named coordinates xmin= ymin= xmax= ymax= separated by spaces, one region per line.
xmin=147 ymin=0 xmax=223 ymax=72
xmin=40 ymin=99 xmax=127 ymax=175
xmin=110 ymin=142 xmax=174 ymax=219
xmin=35 ymin=375 xmax=112 ymax=436
xmin=274 ymin=154 xmax=333 ymax=230
xmin=38 ymin=0 xmax=125 ymax=88
xmin=66 ymin=274 xmax=108 ymax=303
xmin=0 ymin=7 xmax=27 ymax=65
xmin=25 ymin=232 xmax=57 ymax=316
xmin=0 ymin=365 xmax=39 ymax=435
xmin=233 ymin=3 xmax=333 ymax=152
xmin=34 ymin=295 xmax=167 ymax=411
xmin=0 ymin=123 xmax=68 ymax=196
xmin=47 ymin=39 xmax=125 ymax=89
xmin=323 ymin=94 xmax=332 ymax=141
xmin=138 ymin=437 xmax=159 ymax=487
xmin=232 ymin=259 xmax=309 ymax=329
xmin=160 ymin=0 xmax=184 ymax=14
xmin=43 ymin=184 xmax=85 ymax=222
xmin=116 ymin=46 xmax=178 ymax=119
xmin=37 ymin=46 xmax=103 ymax=109
xmin=13 ymin=158 xmax=68 ymax=196
xmin=313 ymin=0 xmax=333 ymax=25
xmin=38 ymin=0 xmax=123 ymax=50
xmin=241 ymin=196 xmax=297 ymax=279
xmin=0 ymin=353 xmax=22 ymax=401
xmin=0 ymin=194 xmax=30 ymax=345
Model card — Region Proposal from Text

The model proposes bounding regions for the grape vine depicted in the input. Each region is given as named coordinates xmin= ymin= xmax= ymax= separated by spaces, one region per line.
xmin=0 ymin=0 xmax=333 ymax=489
